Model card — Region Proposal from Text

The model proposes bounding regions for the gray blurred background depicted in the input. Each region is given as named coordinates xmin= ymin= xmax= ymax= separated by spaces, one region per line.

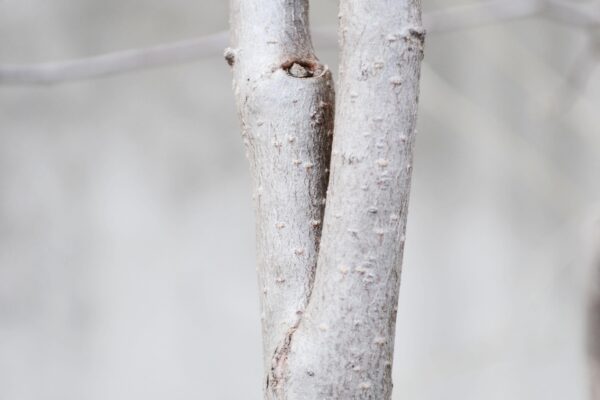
xmin=1 ymin=0 xmax=599 ymax=399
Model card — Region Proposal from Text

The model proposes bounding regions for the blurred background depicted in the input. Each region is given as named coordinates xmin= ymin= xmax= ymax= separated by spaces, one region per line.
xmin=1 ymin=0 xmax=599 ymax=399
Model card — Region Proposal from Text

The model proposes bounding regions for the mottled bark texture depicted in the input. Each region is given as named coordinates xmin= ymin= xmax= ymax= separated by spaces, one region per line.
xmin=229 ymin=0 xmax=424 ymax=399
xmin=282 ymin=1 xmax=424 ymax=398
xmin=227 ymin=0 xmax=335 ymax=396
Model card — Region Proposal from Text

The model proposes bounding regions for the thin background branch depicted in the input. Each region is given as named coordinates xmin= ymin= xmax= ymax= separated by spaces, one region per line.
xmin=0 ymin=32 xmax=228 ymax=85
xmin=0 ymin=0 xmax=597 ymax=85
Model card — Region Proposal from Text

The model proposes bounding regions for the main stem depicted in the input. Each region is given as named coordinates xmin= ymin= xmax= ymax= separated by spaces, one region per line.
xmin=282 ymin=1 xmax=425 ymax=398
xmin=228 ymin=1 xmax=334 ymax=397
xmin=229 ymin=0 xmax=424 ymax=398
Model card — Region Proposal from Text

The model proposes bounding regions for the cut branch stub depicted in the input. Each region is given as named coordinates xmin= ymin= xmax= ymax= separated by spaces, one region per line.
xmin=282 ymin=60 xmax=325 ymax=78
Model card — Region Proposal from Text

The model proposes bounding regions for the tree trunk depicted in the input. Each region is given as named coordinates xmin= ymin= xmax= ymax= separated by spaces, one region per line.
xmin=227 ymin=0 xmax=335 ymax=395
xmin=229 ymin=1 xmax=424 ymax=399
xmin=282 ymin=1 xmax=424 ymax=398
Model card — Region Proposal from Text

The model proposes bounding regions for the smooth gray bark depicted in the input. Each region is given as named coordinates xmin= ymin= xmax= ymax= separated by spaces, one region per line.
xmin=229 ymin=0 xmax=423 ymax=399
xmin=227 ymin=0 xmax=335 ymax=396
xmin=279 ymin=1 xmax=424 ymax=398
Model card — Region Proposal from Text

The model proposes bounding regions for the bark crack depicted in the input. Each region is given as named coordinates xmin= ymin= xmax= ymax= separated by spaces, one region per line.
xmin=267 ymin=322 xmax=300 ymax=394
xmin=267 ymin=237 xmax=322 ymax=396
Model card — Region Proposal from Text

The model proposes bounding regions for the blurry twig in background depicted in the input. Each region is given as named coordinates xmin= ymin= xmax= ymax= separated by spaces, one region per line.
xmin=423 ymin=0 xmax=540 ymax=33
xmin=0 ymin=0 xmax=598 ymax=85
xmin=544 ymin=0 xmax=600 ymax=28
xmin=587 ymin=216 xmax=600 ymax=400
xmin=0 ymin=32 xmax=228 ymax=85
xmin=551 ymin=37 xmax=600 ymax=113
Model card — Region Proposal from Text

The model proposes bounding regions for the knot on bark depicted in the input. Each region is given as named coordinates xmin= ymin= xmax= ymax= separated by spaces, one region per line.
xmin=404 ymin=26 xmax=426 ymax=57
xmin=282 ymin=60 xmax=324 ymax=78
xmin=407 ymin=27 xmax=426 ymax=44
xmin=224 ymin=47 xmax=237 ymax=66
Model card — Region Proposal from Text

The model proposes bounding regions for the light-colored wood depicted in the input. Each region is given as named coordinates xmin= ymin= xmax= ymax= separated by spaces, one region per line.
xmin=228 ymin=1 xmax=334 ymax=397
xmin=281 ymin=1 xmax=425 ymax=398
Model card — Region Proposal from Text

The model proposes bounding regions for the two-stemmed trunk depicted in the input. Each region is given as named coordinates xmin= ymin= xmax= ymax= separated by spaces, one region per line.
xmin=228 ymin=1 xmax=424 ymax=398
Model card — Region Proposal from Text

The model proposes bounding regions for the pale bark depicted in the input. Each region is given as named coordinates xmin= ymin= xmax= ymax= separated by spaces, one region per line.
xmin=227 ymin=0 xmax=335 ymax=395
xmin=589 ymin=256 xmax=600 ymax=399
xmin=280 ymin=1 xmax=425 ymax=399
xmin=229 ymin=0 xmax=423 ymax=398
